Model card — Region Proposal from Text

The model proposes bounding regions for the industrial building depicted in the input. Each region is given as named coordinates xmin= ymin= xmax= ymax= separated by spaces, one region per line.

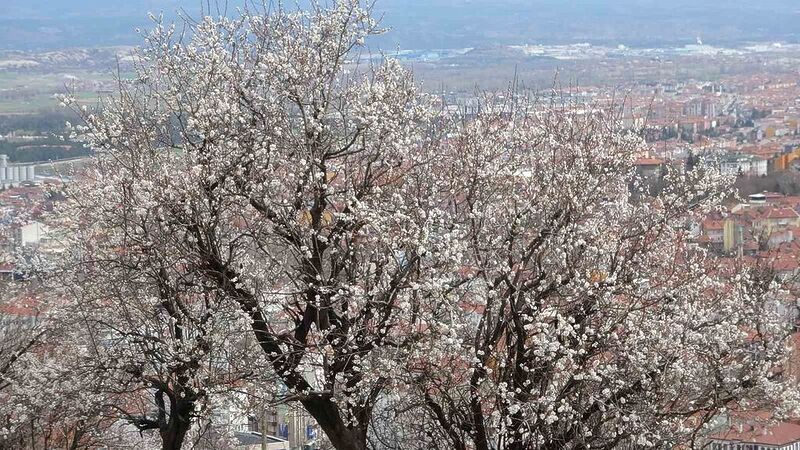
xmin=0 ymin=154 xmax=36 ymax=188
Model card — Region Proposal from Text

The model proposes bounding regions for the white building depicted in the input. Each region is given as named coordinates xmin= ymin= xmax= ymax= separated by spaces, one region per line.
xmin=718 ymin=153 xmax=768 ymax=177
xmin=17 ymin=222 xmax=48 ymax=247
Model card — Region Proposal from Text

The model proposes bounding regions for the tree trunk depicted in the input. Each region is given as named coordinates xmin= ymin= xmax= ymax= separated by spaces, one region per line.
xmin=301 ymin=397 xmax=367 ymax=450
xmin=160 ymin=421 xmax=191 ymax=450
xmin=159 ymin=402 xmax=193 ymax=450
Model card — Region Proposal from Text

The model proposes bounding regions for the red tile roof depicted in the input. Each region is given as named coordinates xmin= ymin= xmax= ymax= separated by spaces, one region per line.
xmin=702 ymin=219 xmax=725 ymax=230
xmin=711 ymin=421 xmax=800 ymax=446
xmin=772 ymin=255 xmax=800 ymax=272
xmin=764 ymin=207 xmax=800 ymax=220
xmin=634 ymin=157 xmax=665 ymax=166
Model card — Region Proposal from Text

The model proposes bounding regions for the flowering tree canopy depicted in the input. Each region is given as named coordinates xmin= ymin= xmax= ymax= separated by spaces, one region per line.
xmin=390 ymin=106 xmax=799 ymax=449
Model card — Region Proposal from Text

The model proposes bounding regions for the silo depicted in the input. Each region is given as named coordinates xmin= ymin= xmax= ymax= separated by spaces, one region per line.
xmin=25 ymin=166 xmax=34 ymax=182
xmin=0 ymin=156 xmax=7 ymax=185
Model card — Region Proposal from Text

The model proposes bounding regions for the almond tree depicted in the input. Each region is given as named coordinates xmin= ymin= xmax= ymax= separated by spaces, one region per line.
xmin=63 ymin=2 xmax=457 ymax=449
xmin=0 ymin=332 xmax=161 ymax=450
xmin=50 ymin=254 xmax=265 ymax=449
xmin=0 ymin=294 xmax=47 ymax=449
xmin=400 ymin=103 xmax=800 ymax=449
xmin=0 ymin=281 xmax=164 ymax=449
xmin=48 ymin=144 xmax=276 ymax=450
xmin=0 ymin=297 xmax=42 ymax=395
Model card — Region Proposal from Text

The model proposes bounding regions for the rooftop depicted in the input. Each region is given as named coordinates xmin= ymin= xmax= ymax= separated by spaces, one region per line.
xmin=711 ymin=421 xmax=800 ymax=446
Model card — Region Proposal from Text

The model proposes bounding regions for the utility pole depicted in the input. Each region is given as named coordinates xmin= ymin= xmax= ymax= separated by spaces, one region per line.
xmin=261 ymin=406 xmax=268 ymax=450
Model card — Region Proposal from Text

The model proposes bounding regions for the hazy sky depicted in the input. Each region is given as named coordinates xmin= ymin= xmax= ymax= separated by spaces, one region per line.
xmin=2 ymin=0 xmax=800 ymax=50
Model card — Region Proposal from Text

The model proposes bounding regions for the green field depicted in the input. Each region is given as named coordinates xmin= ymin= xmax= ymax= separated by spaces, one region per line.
xmin=0 ymin=70 xmax=122 ymax=114
xmin=0 ymin=91 xmax=101 ymax=114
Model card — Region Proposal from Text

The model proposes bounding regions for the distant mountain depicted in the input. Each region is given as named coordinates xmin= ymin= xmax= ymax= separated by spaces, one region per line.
xmin=1 ymin=0 xmax=195 ymax=19
xmin=1 ymin=0 xmax=800 ymax=51
xmin=374 ymin=0 xmax=800 ymax=49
